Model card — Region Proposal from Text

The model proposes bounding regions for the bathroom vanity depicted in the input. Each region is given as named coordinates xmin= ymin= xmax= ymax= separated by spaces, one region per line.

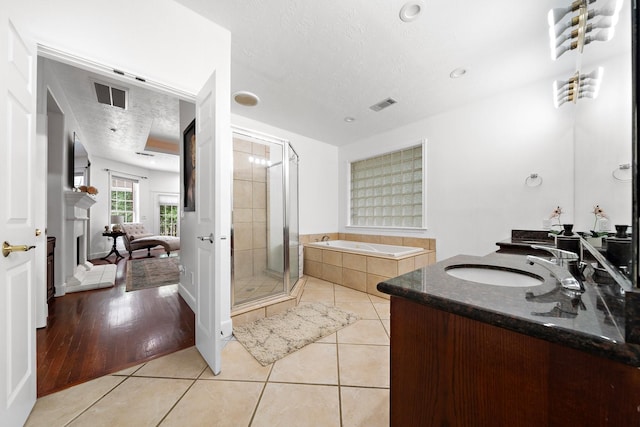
xmin=377 ymin=252 xmax=640 ymax=426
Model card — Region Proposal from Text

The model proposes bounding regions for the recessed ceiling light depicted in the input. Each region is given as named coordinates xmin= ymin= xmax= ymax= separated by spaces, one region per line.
xmin=344 ymin=117 xmax=355 ymax=123
xmin=399 ymin=1 xmax=423 ymax=22
xmin=109 ymin=127 xmax=117 ymax=132
xmin=449 ymin=68 xmax=467 ymax=79
xmin=233 ymin=91 xmax=260 ymax=107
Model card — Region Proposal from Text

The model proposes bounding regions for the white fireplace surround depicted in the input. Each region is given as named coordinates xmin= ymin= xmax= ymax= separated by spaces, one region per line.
xmin=62 ymin=191 xmax=116 ymax=294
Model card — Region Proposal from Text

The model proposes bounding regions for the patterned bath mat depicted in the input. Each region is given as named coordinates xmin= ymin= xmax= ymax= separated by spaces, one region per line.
xmin=125 ymin=257 xmax=179 ymax=292
xmin=233 ymin=302 xmax=358 ymax=366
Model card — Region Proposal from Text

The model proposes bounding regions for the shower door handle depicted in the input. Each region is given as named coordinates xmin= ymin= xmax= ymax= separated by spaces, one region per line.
xmin=197 ymin=233 xmax=214 ymax=244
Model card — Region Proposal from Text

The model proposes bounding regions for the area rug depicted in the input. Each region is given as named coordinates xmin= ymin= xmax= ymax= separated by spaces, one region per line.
xmin=125 ymin=256 xmax=180 ymax=292
xmin=233 ymin=302 xmax=358 ymax=366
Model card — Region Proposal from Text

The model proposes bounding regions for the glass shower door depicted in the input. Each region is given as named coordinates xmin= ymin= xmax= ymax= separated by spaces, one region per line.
xmin=288 ymin=146 xmax=300 ymax=289
xmin=232 ymin=134 xmax=285 ymax=305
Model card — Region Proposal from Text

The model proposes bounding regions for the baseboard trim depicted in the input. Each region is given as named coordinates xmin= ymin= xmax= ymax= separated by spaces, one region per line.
xmin=178 ymin=282 xmax=196 ymax=312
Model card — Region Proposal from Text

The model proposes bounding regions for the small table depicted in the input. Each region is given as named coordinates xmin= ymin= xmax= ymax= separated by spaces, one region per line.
xmin=101 ymin=231 xmax=125 ymax=263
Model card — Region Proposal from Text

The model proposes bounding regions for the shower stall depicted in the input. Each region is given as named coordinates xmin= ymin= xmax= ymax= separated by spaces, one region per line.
xmin=231 ymin=128 xmax=300 ymax=308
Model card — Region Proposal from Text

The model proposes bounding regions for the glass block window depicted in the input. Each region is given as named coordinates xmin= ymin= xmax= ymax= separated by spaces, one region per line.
xmin=350 ymin=144 xmax=424 ymax=228
xmin=110 ymin=177 xmax=138 ymax=223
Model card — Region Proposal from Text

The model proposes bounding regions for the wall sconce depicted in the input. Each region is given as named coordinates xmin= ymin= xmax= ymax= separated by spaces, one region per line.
xmin=553 ymin=67 xmax=603 ymax=108
xmin=548 ymin=0 xmax=623 ymax=60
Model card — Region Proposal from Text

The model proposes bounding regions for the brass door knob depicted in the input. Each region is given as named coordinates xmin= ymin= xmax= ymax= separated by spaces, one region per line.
xmin=2 ymin=241 xmax=36 ymax=257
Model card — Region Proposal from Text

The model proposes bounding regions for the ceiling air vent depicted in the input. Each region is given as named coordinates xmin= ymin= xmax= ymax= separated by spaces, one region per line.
xmin=369 ymin=97 xmax=397 ymax=112
xmin=94 ymin=82 xmax=128 ymax=110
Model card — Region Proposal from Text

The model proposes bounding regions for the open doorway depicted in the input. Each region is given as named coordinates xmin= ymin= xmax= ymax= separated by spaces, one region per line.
xmin=37 ymin=55 xmax=196 ymax=396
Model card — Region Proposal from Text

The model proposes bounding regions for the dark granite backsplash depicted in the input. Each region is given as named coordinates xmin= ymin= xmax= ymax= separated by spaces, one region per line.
xmin=377 ymin=252 xmax=640 ymax=367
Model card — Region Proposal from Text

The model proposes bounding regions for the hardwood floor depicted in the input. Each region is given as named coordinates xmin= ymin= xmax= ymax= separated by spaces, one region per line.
xmin=36 ymin=249 xmax=195 ymax=397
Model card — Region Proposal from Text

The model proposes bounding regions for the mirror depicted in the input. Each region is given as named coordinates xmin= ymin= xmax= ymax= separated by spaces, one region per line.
xmin=71 ymin=132 xmax=90 ymax=188
xmin=557 ymin=1 xmax=633 ymax=282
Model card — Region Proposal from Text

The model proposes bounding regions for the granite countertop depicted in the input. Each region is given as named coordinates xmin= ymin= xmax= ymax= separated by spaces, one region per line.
xmin=377 ymin=252 xmax=640 ymax=367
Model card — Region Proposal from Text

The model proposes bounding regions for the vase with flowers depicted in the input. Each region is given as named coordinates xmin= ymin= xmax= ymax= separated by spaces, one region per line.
xmin=548 ymin=206 xmax=564 ymax=235
xmin=589 ymin=205 xmax=609 ymax=237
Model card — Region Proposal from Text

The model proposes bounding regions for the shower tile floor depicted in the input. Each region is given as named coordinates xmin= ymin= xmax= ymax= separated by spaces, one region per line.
xmin=234 ymin=273 xmax=284 ymax=303
xmin=25 ymin=277 xmax=390 ymax=427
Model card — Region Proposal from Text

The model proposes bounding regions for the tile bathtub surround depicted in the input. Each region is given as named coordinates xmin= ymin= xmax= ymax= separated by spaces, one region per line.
xmin=303 ymin=235 xmax=436 ymax=300
xmin=26 ymin=280 xmax=390 ymax=427
xmin=300 ymin=233 xmax=436 ymax=252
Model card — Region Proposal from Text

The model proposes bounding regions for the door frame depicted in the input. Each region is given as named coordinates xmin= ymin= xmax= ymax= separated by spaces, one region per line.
xmin=34 ymin=46 xmax=226 ymax=372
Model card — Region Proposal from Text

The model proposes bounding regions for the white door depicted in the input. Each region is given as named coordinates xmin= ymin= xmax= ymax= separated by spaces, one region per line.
xmin=195 ymin=70 xmax=230 ymax=374
xmin=0 ymin=16 xmax=39 ymax=427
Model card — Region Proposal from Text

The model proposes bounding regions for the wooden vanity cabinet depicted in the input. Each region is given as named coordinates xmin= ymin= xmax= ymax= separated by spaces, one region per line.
xmin=390 ymin=296 xmax=640 ymax=426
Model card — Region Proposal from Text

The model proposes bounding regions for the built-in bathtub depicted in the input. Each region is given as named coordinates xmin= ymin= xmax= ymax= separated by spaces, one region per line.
xmin=304 ymin=237 xmax=436 ymax=299
xmin=306 ymin=240 xmax=424 ymax=257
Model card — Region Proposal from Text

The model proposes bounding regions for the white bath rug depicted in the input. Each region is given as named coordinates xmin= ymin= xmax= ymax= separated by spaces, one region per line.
xmin=233 ymin=302 xmax=358 ymax=366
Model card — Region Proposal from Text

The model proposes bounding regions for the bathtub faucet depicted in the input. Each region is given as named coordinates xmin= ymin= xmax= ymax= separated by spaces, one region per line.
xmin=321 ymin=235 xmax=330 ymax=241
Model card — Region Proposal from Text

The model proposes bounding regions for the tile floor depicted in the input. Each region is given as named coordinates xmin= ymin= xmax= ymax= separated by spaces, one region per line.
xmin=26 ymin=277 xmax=390 ymax=427
xmin=234 ymin=272 xmax=284 ymax=304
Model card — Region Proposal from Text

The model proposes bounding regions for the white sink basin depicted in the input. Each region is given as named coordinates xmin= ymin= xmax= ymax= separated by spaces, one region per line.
xmin=446 ymin=265 xmax=544 ymax=287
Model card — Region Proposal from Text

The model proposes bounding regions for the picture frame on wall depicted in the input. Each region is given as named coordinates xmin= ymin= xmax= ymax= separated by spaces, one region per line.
xmin=183 ymin=119 xmax=196 ymax=211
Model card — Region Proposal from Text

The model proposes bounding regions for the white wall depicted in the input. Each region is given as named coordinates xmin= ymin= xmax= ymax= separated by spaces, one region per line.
xmin=15 ymin=0 xmax=227 ymax=97
xmin=231 ymin=114 xmax=340 ymax=234
xmin=38 ymin=58 xmax=85 ymax=295
xmin=339 ymin=52 xmax=631 ymax=262
xmin=340 ymin=77 xmax=576 ymax=261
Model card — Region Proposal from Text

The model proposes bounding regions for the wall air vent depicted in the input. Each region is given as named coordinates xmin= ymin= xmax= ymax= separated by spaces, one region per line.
xmin=135 ymin=151 xmax=155 ymax=157
xmin=94 ymin=82 xmax=128 ymax=110
xmin=369 ymin=97 xmax=397 ymax=112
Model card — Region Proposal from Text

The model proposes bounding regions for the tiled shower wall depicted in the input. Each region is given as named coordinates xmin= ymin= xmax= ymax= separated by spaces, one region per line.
xmin=232 ymin=138 xmax=269 ymax=280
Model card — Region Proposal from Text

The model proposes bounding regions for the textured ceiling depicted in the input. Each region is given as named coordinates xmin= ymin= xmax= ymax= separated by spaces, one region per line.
xmin=176 ymin=0 xmax=630 ymax=146
xmin=44 ymin=0 xmax=631 ymax=174
xmin=45 ymin=58 xmax=182 ymax=173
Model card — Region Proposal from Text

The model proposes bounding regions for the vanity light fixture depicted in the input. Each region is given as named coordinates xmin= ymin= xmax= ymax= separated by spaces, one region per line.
xmin=233 ymin=91 xmax=260 ymax=107
xmin=548 ymin=0 xmax=596 ymax=26
xmin=552 ymin=28 xmax=614 ymax=60
xmin=548 ymin=0 xmax=623 ymax=60
xmin=399 ymin=1 xmax=424 ymax=23
xmin=553 ymin=67 xmax=603 ymax=108
xmin=553 ymin=16 xmax=618 ymax=47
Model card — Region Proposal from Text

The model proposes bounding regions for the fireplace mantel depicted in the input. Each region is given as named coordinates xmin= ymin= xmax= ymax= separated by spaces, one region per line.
xmin=64 ymin=191 xmax=96 ymax=218
xmin=61 ymin=190 xmax=114 ymax=295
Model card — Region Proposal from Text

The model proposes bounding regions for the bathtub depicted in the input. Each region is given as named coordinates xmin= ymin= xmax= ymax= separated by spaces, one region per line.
xmin=306 ymin=240 xmax=423 ymax=258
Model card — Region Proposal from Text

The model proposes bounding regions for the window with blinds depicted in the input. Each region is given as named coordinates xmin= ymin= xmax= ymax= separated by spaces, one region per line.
xmin=350 ymin=144 xmax=424 ymax=228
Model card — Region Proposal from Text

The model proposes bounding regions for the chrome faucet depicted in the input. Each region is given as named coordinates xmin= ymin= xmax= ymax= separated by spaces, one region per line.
xmin=530 ymin=245 xmax=579 ymax=268
xmin=321 ymin=235 xmax=330 ymax=241
xmin=527 ymin=255 xmax=583 ymax=292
